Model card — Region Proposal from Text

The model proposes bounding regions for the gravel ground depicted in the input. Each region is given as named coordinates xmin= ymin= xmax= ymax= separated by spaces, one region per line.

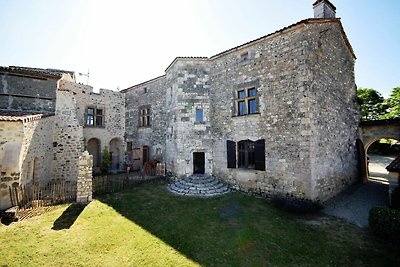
xmin=323 ymin=182 xmax=389 ymax=228
xmin=322 ymin=154 xmax=394 ymax=228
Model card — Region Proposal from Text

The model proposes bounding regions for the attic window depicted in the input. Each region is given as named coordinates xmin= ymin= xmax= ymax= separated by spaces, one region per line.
xmin=240 ymin=52 xmax=249 ymax=62
xmin=144 ymin=87 xmax=148 ymax=93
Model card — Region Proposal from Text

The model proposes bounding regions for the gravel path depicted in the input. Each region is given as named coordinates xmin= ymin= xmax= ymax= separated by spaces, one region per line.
xmin=323 ymin=154 xmax=394 ymax=228
xmin=323 ymin=182 xmax=389 ymax=228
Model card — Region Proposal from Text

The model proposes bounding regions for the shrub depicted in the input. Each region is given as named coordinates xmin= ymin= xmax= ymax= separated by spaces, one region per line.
xmin=101 ymin=146 xmax=111 ymax=174
xmin=271 ymin=196 xmax=322 ymax=215
xmin=390 ymin=186 xmax=400 ymax=211
xmin=368 ymin=207 xmax=400 ymax=241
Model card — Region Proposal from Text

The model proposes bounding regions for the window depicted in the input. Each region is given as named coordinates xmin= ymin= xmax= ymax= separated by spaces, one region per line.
xmin=236 ymin=87 xmax=257 ymax=116
xmin=240 ymin=51 xmax=249 ymax=62
xmin=139 ymin=107 xmax=151 ymax=127
xmin=238 ymin=140 xmax=255 ymax=169
xmin=226 ymin=139 xmax=265 ymax=171
xmin=86 ymin=107 xmax=104 ymax=127
xmin=195 ymin=109 xmax=204 ymax=122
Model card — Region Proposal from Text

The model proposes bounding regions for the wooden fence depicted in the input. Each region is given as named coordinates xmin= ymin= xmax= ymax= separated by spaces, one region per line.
xmin=9 ymin=181 xmax=76 ymax=210
xmin=93 ymin=173 xmax=164 ymax=196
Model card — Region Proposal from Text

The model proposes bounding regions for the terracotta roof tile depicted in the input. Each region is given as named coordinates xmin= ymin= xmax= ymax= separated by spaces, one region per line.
xmin=0 ymin=66 xmax=74 ymax=80
xmin=0 ymin=111 xmax=54 ymax=123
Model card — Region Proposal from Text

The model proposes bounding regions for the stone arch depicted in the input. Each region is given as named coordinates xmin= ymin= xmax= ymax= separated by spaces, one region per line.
xmin=110 ymin=138 xmax=123 ymax=170
xmin=359 ymin=119 xmax=400 ymax=182
xmin=359 ymin=136 xmax=400 ymax=182
xmin=87 ymin=138 xmax=101 ymax=168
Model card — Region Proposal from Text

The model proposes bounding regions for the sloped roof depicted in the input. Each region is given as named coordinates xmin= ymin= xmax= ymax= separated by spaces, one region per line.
xmin=0 ymin=111 xmax=54 ymax=123
xmin=210 ymin=18 xmax=355 ymax=60
xmin=0 ymin=66 xmax=75 ymax=80
xmin=124 ymin=17 xmax=356 ymax=91
xmin=386 ymin=155 xmax=400 ymax=173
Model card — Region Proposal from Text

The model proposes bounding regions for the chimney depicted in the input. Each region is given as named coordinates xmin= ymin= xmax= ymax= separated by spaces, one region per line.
xmin=313 ymin=0 xmax=336 ymax=19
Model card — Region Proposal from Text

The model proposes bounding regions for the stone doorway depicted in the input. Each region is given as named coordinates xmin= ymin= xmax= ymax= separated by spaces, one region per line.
xmin=193 ymin=152 xmax=205 ymax=174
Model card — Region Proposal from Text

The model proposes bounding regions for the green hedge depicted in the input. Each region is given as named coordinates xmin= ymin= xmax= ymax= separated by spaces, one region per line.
xmin=391 ymin=186 xmax=400 ymax=210
xmin=368 ymin=207 xmax=400 ymax=241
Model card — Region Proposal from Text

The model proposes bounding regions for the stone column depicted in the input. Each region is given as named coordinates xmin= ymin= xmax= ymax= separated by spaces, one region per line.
xmin=76 ymin=151 xmax=93 ymax=203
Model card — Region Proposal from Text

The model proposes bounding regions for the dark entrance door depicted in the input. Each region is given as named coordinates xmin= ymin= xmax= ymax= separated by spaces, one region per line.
xmin=193 ymin=152 xmax=205 ymax=174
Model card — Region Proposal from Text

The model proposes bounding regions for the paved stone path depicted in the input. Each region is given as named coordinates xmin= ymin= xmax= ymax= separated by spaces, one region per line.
xmin=168 ymin=174 xmax=230 ymax=197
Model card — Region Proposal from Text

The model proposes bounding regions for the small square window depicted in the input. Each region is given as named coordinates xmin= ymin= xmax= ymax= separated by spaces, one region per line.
xmin=196 ymin=109 xmax=204 ymax=122
xmin=240 ymin=52 xmax=249 ymax=62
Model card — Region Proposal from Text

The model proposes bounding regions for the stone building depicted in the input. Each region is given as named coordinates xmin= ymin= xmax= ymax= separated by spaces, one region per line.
xmin=0 ymin=0 xmax=361 ymax=208
xmin=123 ymin=0 xmax=360 ymax=201
xmin=0 ymin=67 xmax=125 ymax=209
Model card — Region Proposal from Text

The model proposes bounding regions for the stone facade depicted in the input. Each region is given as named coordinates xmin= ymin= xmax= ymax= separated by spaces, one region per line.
xmin=0 ymin=115 xmax=54 ymax=209
xmin=0 ymin=68 xmax=125 ymax=209
xmin=58 ymin=79 xmax=125 ymax=172
xmin=123 ymin=17 xmax=359 ymax=201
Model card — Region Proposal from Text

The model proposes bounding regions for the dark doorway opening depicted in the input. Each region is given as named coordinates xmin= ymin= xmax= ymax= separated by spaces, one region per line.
xmin=193 ymin=152 xmax=205 ymax=174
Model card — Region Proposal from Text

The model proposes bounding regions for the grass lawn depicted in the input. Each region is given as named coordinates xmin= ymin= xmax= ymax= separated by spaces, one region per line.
xmin=1 ymin=181 xmax=399 ymax=266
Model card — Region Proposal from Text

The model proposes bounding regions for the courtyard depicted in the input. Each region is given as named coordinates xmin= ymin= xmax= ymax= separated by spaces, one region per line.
xmin=1 ymin=181 xmax=399 ymax=266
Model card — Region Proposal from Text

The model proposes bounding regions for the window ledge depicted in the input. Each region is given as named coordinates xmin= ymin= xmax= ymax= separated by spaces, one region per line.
xmin=138 ymin=126 xmax=151 ymax=129
xmin=232 ymin=112 xmax=261 ymax=118
xmin=84 ymin=125 xmax=105 ymax=128
xmin=194 ymin=121 xmax=206 ymax=125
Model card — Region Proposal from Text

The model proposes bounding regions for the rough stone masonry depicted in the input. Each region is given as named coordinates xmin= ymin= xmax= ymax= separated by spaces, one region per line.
xmin=123 ymin=0 xmax=360 ymax=201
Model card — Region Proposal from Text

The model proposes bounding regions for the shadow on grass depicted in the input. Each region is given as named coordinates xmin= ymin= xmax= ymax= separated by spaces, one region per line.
xmin=96 ymin=182 xmax=400 ymax=267
xmin=52 ymin=203 xmax=87 ymax=230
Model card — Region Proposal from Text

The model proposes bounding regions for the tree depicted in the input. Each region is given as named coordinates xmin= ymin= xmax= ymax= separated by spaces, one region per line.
xmin=357 ymin=88 xmax=385 ymax=121
xmin=101 ymin=146 xmax=111 ymax=173
xmin=381 ymin=87 xmax=400 ymax=119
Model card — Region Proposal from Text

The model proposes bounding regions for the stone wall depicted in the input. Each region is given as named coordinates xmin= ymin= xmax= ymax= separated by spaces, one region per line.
xmin=305 ymin=22 xmax=360 ymax=201
xmin=0 ymin=73 xmax=57 ymax=112
xmin=20 ymin=116 xmax=55 ymax=185
xmin=0 ymin=121 xmax=23 ymax=209
xmin=58 ymin=80 xmax=125 ymax=171
xmin=0 ymin=116 xmax=55 ymax=209
xmin=122 ymin=20 xmax=359 ymax=201
xmin=52 ymin=90 xmax=84 ymax=181
xmin=165 ymin=59 xmax=213 ymax=177
xmin=123 ymin=76 xmax=167 ymax=169
xmin=76 ymin=151 xmax=93 ymax=203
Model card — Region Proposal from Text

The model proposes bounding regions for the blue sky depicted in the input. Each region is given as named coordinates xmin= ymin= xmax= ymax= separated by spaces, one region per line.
xmin=0 ymin=0 xmax=399 ymax=97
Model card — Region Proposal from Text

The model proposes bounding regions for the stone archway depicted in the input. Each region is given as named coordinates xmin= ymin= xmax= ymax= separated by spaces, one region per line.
xmin=87 ymin=138 xmax=101 ymax=169
xmin=359 ymin=119 xmax=400 ymax=182
xmin=110 ymin=138 xmax=123 ymax=170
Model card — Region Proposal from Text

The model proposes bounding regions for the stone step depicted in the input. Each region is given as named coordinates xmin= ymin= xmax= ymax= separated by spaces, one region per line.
xmin=168 ymin=174 xmax=230 ymax=197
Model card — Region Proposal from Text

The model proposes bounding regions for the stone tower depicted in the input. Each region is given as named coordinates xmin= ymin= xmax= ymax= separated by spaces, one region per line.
xmin=313 ymin=0 xmax=336 ymax=18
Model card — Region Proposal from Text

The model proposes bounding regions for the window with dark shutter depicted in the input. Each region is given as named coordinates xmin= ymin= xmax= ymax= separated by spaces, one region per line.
xmin=227 ymin=140 xmax=236 ymax=168
xmin=254 ymin=139 xmax=265 ymax=171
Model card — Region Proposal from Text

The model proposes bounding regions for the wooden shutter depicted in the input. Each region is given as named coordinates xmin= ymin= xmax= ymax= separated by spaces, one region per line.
xmin=227 ymin=140 xmax=236 ymax=168
xmin=255 ymin=139 xmax=265 ymax=171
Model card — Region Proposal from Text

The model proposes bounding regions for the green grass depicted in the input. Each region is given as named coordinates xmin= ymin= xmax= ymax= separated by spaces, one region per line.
xmin=1 ymin=181 xmax=399 ymax=267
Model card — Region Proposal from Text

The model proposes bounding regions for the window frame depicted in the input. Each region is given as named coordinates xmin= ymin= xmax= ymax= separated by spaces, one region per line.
xmin=85 ymin=107 xmax=104 ymax=127
xmin=226 ymin=139 xmax=265 ymax=171
xmin=235 ymin=87 xmax=258 ymax=116
xmin=195 ymin=108 xmax=204 ymax=123
xmin=139 ymin=106 xmax=151 ymax=127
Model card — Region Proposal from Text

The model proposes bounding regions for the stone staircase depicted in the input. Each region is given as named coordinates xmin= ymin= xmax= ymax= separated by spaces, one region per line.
xmin=168 ymin=174 xmax=230 ymax=197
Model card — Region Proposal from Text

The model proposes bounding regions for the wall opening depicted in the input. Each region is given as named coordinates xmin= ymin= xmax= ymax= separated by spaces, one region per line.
xmin=87 ymin=138 xmax=101 ymax=170
xmin=193 ymin=152 xmax=205 ymax=174
xmin=365 ymin=138 xmax=400 ymax=184
xmin=110 ymin=138 xmax=122 ymax=170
